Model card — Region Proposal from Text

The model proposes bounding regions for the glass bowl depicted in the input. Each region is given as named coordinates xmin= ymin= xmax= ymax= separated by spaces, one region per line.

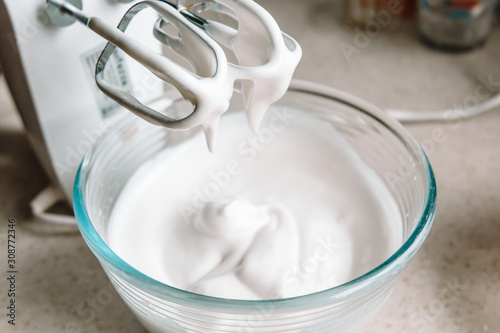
xmin=74 ymin=80 xmax=436 ymax=333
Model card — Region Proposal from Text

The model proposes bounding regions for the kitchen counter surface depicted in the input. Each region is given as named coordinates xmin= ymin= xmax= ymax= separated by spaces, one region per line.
xmin=1 ymin=1 xmax=499 ymax=332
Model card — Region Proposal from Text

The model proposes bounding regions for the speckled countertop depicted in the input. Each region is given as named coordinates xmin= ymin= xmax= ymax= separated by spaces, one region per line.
xmin=1 ymin=1 xmax=499 ymax=332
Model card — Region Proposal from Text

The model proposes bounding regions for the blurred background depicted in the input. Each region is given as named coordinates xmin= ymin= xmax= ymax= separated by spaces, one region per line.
xmin=0 ymin=0 xmax=499 ymax=332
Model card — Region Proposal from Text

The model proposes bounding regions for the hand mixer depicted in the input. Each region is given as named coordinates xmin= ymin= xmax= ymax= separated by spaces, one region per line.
xmin=0 ymin=0 xmax=300 ymax=220
xmin=45 ymin=0 xmax=301 ymax=150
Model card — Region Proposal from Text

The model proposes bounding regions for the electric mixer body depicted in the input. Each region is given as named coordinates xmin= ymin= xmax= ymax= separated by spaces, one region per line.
xmin=0 ymin=0 xmax=164 ymax=201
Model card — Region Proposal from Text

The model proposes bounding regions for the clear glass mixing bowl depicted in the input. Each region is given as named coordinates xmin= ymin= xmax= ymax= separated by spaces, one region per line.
xmin=74 ymin=80 xmax=436 ymax=333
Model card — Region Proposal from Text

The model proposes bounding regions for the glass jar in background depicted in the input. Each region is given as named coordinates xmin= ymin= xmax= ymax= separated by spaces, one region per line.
xmin=344 ymin=0 xmax=417 ymax=28
xmin=418 ymin=0 xmax=497 ymax=50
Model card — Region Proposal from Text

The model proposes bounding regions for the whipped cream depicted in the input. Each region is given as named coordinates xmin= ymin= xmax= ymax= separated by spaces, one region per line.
xmin=107 ymin=107 xmax=402 ymax=300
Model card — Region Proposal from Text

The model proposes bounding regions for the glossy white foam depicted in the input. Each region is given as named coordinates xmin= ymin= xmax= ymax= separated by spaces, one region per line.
xmin=107 ymin=108 xmax=403 ymax=300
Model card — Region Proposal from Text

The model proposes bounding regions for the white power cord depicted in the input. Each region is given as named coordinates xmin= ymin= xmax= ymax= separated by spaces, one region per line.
xmin=30 ymin=185 xmax=77 ymax=226
xmin=387 ymin=93 xmax=500 ymax=122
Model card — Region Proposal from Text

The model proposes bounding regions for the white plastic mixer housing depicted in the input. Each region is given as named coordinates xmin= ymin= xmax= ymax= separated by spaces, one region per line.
xmin=0 ymin=0 xmax=165 ymax=202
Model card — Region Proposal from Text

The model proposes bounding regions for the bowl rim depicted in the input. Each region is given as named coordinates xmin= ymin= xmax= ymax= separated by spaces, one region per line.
xmin=73 ymin=79 xmax=436 ymax=311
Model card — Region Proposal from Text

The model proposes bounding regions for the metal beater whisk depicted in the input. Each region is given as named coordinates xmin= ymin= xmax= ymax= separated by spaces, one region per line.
xmin=45 ymin=0 xmax=301 ymax=150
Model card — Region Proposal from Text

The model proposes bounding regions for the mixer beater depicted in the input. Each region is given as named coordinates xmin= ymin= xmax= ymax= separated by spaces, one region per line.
xmin=45 ymin=0 xmax=302 ymax=150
